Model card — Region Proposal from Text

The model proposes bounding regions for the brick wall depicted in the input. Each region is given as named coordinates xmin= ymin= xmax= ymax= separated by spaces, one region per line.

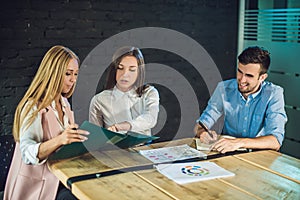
xmin=0 ymin=0 xmax=238 ymax=140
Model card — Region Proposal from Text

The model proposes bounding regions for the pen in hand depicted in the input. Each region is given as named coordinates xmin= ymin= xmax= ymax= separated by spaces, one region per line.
xmin=198 ymin=121 xmax=214 ymax=138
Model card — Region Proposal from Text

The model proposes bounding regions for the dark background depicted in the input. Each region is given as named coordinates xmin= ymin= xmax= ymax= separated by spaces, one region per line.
xmin=0 ymin=0 xmax=238 ymax=139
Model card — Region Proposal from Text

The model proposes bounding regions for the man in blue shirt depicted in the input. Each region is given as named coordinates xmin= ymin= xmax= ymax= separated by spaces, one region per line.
xmin=194 ymin=46 xmax=287 ymax=153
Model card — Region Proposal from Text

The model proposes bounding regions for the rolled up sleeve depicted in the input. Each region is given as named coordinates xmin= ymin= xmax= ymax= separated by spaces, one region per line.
xmin=262 ymin=86 xmax=287 ymax=145
xmin=199 ymin=82 xmax=224 ymax=129
xmin=19 ymin=106 xmax=46 ymax=165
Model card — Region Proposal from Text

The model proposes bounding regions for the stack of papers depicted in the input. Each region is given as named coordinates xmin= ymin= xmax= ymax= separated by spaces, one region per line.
xmin=155 ymin=161 xmax=235 ymax=184
xmin=139 ymin=144 xmax=207 ymax=163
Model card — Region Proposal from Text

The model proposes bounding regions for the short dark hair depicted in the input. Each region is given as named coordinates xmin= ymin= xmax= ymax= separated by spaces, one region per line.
xmin=105 ymin=46 xmax=148 ymax=97
xmin=238 ymin=46 xmax=270 ymax=74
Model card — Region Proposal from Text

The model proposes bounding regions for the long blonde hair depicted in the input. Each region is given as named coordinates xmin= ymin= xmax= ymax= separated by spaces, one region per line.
xmin=13 ymin=45 xmax=79 ymax=142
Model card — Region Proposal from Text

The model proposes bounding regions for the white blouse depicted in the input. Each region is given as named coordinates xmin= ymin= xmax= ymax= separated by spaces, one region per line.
xmin=19 ymin=97 xmax=70 ymax=165
xmin=89 ymin=86 xmax=159 ymax=136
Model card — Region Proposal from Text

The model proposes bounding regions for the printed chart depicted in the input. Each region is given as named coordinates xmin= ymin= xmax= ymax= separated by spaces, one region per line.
xmin=139 ymin=144 xmax=207 ymax=163
xmin=155 ymin=161 xmax=235 ymax=184
xmin=181 ymin=165 xmax=210 ymax=176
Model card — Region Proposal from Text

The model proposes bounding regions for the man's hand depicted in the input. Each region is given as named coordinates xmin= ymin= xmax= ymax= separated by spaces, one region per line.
xmin=194 ymin=123 xmax=218 ymax=144
xmin=211 ymin=135 xmax=280 ymax=153
xmin=211 ymin=138 xmax=243 ymax=153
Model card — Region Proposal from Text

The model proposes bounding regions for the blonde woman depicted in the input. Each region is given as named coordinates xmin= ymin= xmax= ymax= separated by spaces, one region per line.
xmin=4 ymin=45 xmax=89 ymax=200
xmin=89 ymin=46 xmax=159 ymax=136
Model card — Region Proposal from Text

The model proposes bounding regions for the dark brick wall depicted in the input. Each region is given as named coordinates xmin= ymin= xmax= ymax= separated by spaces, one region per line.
xmin=0 ymin=0 xmax=238 ymax=137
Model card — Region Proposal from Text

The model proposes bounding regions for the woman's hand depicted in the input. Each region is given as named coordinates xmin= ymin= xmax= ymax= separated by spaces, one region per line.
xmin=107 ymin=122 xmax=131 ymax=132
xmin=107 ymin=125 xmax=118 ymax=132
xmin=59 ymin=124 xmax=90 ymax=145
xmin=37 ymin=124 xmax=89 ymax=161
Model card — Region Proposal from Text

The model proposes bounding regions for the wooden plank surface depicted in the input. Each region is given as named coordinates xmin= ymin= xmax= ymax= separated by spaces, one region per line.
xmin=234 ymin=150 xmax=300 ymax=184
xmin=101 ymin=148 xmax=153 ymax=167
xmin=212 ymin=156 xmax=300 ymax=200
xmin=48 ymin=138 xmax=197 ymax=187
xmin=150 ymin=138 xmax=196 ymax=148
xmin=48 ymin=139 xmax=300 ymax=200
xmin=48 ymin=151 xmax=121 ymax=186
xmin=134 ymin=153 xmax=300 ymax=200
xmin=132 ymin=138 xmax=196 ymax=150
xmin=134 ymin=169 xmax=258 ymax=200
xmin=72 ymin=172 xmax=174 ymax=200
xmin=48 ymin=151 xmax=174 ymax=200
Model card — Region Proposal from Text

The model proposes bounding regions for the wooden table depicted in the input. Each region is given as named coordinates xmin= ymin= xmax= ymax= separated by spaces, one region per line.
xmin=48 ymin=138 xmax=300 ymax=200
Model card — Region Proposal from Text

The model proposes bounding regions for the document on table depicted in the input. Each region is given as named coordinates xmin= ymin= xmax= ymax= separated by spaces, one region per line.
xmin=195 ymin=136 xmax=249 ymax=151
xmin=195 ymin=138 xmax=211 ymax=151
xmin=155 ymin=161 xmax=235 ymax=184
xmin=139 ymin=144 xmax=207 ymax=163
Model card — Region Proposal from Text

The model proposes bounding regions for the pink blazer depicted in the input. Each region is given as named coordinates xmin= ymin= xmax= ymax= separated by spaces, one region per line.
xmin=4 ymin=98 xmax=74 ymax=200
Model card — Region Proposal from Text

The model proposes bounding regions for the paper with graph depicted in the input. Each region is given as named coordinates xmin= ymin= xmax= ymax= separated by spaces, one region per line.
xmin=155 ymin=161 xmax=235 ymax=184
xmin=139 ymin=144 xmax=207 ymax=163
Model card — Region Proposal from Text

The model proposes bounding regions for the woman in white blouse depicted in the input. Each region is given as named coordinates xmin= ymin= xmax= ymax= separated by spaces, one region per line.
xmin=89 ymin=46 xmax=159 ymax=136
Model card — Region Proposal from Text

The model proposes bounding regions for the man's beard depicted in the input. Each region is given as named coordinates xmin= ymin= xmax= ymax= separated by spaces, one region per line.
xmin=238 ymin=82 xmax=260 ymax=95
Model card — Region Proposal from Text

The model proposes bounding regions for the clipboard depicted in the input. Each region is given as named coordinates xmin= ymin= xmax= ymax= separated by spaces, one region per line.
xmin=49 ymin=121 xmax=159 ymax=160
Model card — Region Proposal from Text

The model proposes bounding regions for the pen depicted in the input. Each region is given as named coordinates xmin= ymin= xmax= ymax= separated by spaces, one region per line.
xmin=197 ymin=120 xmax=214 ymax=138
xmin=236 ymin=148 xmax=252 ymax=152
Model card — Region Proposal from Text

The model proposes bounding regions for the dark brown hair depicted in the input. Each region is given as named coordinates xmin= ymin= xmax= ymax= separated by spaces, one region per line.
xmin=105 ymin=46 xmax=149 ymax=97
xmin=238 ymin=46 xmax=270 ymax=75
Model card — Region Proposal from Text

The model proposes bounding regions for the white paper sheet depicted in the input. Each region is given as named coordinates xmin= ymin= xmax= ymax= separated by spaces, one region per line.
xmin=139 ymin=144 xmax=207 ymax=163
xmin=155 ymin=161 xmax=235 ymax=184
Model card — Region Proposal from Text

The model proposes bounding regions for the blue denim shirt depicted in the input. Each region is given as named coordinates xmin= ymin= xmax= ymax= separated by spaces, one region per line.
xmin=198 ymin=79 xmax=287 ymax=145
